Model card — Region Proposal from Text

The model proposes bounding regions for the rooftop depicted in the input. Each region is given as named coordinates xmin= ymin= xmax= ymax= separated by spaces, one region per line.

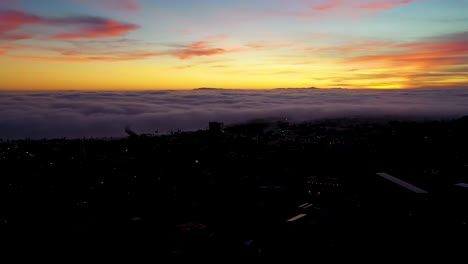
xmin=376 ymin=172 xmax=428 ymax=194
xmin=455 ymin=183 xmax=468 ymax=188
xmin=286 ymin=214 xmax=307 ymax=222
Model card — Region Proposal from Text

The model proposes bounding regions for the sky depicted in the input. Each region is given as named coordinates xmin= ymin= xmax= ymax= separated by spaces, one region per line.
xmin=0 ymin=0 xmax=467 ymax=90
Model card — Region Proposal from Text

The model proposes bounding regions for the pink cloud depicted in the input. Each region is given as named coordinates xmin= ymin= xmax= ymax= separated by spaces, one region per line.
xmin=355 ymin=0 xmax=416 ymax=10
xmin=174 ymin=49 xmax=228 ymax=60
xmin=0 ymin=10 xmax=42 ymax=25
xmin=0 ymin=10 xmax=43 ymax=34
xmin=0 ymin=33 xmax=33 ymax=40
xmin=104 ymin=0 xmax=140 ymax=11
xmin=309 ymin=0 xmax=418 ymax=14
xmin=245 ymin=41 xmax=294 ymax=50
xmin=53 ymin=19 xmax=139 ymax=39
xmin=313 ymin=40 xmax=392 ymax=53
xmin=0 ymin=10 xmax=45 ymax=40
xmin=0 ymin=10 xmax=139 ymax=40
xmin=71 ymin=0 xmax=140 ymax=12
xmin=312 ymin=0 xmax=342 ymax=11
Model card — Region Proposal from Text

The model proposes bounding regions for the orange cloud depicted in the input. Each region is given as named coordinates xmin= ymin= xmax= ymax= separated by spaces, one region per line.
xmin=319 ymin=32 xmax=468 ymax=88
xmin=12 ymin=55 xmax=104 ymax=62
xmin=340 ymin=35 xmax=468 ymax=88
xmin=12 ymin=50 xmax=160 ymax=62
xmin=189 ymin=41 xmax=210 ymax=50
xmin=349 ymin=53 xmax=467 ymax=71
xmin=171 ymin=41 xmax=231 ymax=60
xmin=5 ymin=37 xmax=234 ymax=62
xmin=347 ymin=37 xmax=468 ymax=69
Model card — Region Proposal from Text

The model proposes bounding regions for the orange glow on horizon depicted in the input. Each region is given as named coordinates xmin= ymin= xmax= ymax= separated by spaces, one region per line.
xmin=1 ymin=1 xmax=467 ymax=91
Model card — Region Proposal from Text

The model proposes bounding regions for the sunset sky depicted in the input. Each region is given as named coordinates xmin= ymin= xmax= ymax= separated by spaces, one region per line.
xmin=1 ymin=0 xmax=467 ymax=90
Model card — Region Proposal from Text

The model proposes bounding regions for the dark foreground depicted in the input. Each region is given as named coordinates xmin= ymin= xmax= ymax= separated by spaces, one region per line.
xmin=2 ymin=117 xmax=468 ymax=258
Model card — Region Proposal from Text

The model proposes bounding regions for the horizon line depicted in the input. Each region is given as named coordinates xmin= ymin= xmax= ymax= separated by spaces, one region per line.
xmin=1 ymin=86 xmax=467 ymax=92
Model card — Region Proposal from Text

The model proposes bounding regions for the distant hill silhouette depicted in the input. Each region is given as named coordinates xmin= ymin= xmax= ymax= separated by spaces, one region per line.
xmin=194 ymin=87 xmax=321 ymax=90
xmin=273 ymin=87 xmax=319 ymax=90
xmin=193 ymin=87 xmax=225 ymax=91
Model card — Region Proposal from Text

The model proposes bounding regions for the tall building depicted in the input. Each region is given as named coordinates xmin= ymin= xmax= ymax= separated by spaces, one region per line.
xmin=209 ymin=122 xmax=224 ymax=134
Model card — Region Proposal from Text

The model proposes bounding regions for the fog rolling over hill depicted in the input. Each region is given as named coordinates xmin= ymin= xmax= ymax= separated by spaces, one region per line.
xmin=1 ymin=88 xmax=468 ymax=139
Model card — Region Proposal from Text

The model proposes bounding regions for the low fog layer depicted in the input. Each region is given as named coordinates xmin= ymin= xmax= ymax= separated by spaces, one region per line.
xmin=1 ymin=88 xmax=468 ymax=139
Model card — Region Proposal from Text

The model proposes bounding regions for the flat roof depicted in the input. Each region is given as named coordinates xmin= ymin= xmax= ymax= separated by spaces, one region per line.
xmin=376 ymin=172 xmax=428 ymax=194
xmin=287 ymin=214 xmax=307 ymax=222
xmin=455 ymin=183 xmax=468 ymax=188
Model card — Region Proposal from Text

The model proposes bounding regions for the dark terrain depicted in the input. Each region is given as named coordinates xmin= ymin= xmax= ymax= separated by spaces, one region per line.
xmin=2 ymin=117 xmax=468 ymax=258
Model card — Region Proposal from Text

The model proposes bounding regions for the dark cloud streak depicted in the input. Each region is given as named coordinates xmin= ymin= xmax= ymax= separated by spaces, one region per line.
xmin=0 ymin=9 xmax=139 ymax=40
